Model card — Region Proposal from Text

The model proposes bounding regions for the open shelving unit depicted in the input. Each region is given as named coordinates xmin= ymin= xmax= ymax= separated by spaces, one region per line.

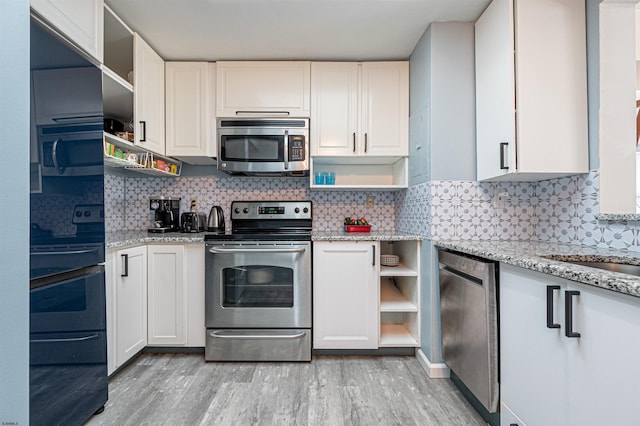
xmin=310 ymin=156 xmax=408 ymax=190
xmin=378 ymin=240 xmax=421 ymax=347
xmin=104 ymin=132 xmax=181 ymax=176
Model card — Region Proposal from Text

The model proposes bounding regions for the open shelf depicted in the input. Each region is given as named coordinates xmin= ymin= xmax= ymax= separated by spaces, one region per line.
xmin=310 ymin=156 xmax=408 ymax=190
xmin=380 ymin=263 xmax=418 ymax=277
xmin=104 ymin=132 xmax=181 ymax=176
xmin=380 ymin=278 xmax=418 ymax=312
xmin=379 ymin=323 xmax=418 ymax=347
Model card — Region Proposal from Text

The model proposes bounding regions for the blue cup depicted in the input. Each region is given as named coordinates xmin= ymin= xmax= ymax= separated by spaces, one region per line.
xmin=325 ymin=172 xmax=336 ymax=185
xmin=314 ymin=172 xmax=325 ymax=185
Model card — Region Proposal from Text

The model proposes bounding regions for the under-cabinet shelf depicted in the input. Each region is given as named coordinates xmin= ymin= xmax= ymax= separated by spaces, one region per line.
xmin=380 ymin=278 xmax=418 ymax=312
xmin=310 ymin=156 xmax=408 ymax=190
xmin=379 ymin=323 xmax=418 ymax=347
xmin=104 ymin=132 xmax=181 ymax=176
xmin=380 ymin=263 xmax=418 ymax=277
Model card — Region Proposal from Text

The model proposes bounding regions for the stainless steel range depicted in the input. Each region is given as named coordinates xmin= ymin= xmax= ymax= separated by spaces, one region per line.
xmin=204 ymin=200 xmax=312 ymax=361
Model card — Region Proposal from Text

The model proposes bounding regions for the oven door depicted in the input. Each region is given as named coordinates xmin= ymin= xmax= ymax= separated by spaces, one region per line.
xmin=205 ymin=241 xmax=311 ymax=328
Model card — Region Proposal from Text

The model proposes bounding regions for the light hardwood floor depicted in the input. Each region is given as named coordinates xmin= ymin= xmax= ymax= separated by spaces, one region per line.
xmin=85 ymin=353 xmax=486 ymax=426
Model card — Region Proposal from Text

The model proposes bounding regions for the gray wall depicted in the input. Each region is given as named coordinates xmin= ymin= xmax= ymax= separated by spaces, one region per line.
xmin=0 ymin=0 xmax=30 ymax=423
xmin=408 ymin=22 xmax=476 ymax=363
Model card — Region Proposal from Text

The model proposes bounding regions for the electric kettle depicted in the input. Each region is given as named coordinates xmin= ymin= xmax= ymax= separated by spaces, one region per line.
xmin=207 ymin=205 xmax=225 ymax=233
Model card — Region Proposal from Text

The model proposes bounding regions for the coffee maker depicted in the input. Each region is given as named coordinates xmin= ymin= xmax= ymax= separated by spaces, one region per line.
xmin=148 ymin=197 xmax=180 ymax=233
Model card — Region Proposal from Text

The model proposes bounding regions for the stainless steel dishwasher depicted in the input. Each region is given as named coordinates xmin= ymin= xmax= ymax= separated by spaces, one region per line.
xmin=438 ymin=249 xmax=499 ymax=414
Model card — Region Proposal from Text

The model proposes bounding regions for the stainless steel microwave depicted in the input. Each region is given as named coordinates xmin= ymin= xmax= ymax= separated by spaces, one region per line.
xmin=217 ymin=118 xmax=309 ymax=176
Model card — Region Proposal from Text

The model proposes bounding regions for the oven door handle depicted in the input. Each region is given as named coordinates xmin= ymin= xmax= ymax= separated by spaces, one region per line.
xmin=208 ymin=247 xmax=306 ymax=254
xmin=209 ymin=331 xmax=306 ymax=340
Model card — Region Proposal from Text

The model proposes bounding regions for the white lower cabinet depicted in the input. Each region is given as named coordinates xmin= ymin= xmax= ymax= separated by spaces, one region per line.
xmin=147 ymin=245 xmax=186 ymax=346
xmin=500 ymin=264 xmax=640 ymax=426
xmin=106 ymin=245 xmax=147 ymax=375
xmin=313 ymin=241 xmax=379 ymax=349
xmin=106 ymin=243 xmax=205 ymax=374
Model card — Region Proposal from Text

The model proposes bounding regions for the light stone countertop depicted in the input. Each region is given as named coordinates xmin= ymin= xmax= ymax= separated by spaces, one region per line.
xmin=106 ymin=231 xmax=206 ymax=249
xmin=311 ymin=231 xmax=423 ymax=241
xmin=107 ymin=230 xmax=424 ymax=249
xmin=433 ymin=240 xmax=640 ymax=299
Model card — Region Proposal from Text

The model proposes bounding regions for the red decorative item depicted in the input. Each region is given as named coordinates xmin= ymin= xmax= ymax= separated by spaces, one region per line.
xmin=345 ymin=225 xmax=372 ymax=233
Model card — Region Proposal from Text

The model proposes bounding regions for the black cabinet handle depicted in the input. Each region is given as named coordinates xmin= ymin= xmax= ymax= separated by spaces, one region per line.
xmin=121 ymin=254 xmax=129 ymax=277
xmin=364 ymin=133 xmax=368 ymax=153
xmin=546 ymin=285 xmax=561 ymax=329
xmin=140 ymin=121 xmax=147 ymax=142
xmin=499 ymin=142 xmax=509 ymax=170
xmin=372 ymin=245 xmax=376 ymax=266
xmin=353 ymin=133 xmax=356 ymax=152
xmin=565 ymin=290 xmax=581 ymax=338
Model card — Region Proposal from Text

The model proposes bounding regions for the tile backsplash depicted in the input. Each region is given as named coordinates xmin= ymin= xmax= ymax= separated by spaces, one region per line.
xmin=395 ymin=170 xmax=640 ymax=252
xmin=104 ymin=174 xmax=396 ymax=232
xmin=106 ymin=169 xmax=640 ymax=251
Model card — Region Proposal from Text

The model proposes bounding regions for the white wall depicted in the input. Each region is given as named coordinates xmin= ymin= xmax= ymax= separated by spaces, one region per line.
xmin=0 ymin=0 xmax=30 ymax=423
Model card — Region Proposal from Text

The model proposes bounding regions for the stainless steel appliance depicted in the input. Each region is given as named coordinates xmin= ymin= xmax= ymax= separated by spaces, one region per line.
xmin=205 ymin=200 xmax=312 ymax=361
xmin=149 ymin=196 xmax=181 ymax=233
xmin=207 ymin=205 xmax=225 ymax=233
xmin=438 ymin=249 xmax=499 ymax=414
xmin=180 ymin=211 xmax=207 ymax=233
xmin=29 ymin=17 xmax=107 ymax=425
xmin=217 ymin=118 xmax=309 ymax=176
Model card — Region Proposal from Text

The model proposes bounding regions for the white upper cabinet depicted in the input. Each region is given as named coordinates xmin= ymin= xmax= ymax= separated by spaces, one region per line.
xmin=30 ymin=0 xmax=104 ymax=63
xmin=134 ymin=33 xmax=165 ymax=155
xmin=475 ymin=0 xmax=588 ymax=181
xmin=311 ymin=62 xmax=408 ymax=157
xmin=32 ymin=67 xmax=103 ymax=125
xmin=165 ymin=62 xmax=216 ymax=163
xmin=216 ymin=61 xmax=310 ymax=117
xmin=360 ymin=62 xmax=409 ymax=156
xmin=310 ymin=62 xmax=359 ymax=156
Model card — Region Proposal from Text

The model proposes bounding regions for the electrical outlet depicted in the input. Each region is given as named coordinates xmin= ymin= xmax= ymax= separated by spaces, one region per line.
xmin=190 ymin=197 xmax=198 ymax=211
xmin=493 ymin=191 xmax=510 ymax=209
xmin=365 ymin=195 xmax=375 ymax=209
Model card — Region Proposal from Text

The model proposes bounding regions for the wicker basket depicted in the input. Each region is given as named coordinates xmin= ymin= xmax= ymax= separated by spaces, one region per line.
xmin=380 ymin=254 xmax=399 ymax=267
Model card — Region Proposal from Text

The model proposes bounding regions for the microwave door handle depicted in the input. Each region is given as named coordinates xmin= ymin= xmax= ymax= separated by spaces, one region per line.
xmin=284 ymin=130 xmax=289 ymax=170
xmin=51 ymin=138 xmax=65 ymax=175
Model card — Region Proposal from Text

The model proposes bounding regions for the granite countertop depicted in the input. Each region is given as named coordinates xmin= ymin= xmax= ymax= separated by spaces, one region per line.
xmin=433 ymin=240 xmax=640 ymax=298
xmin=106 ymin=231 xmax=206 ymax=249
xmin=312 ymin=231 xmax=423 ymax=241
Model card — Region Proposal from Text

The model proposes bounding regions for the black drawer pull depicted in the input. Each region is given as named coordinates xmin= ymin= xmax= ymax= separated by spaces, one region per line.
xmin=546 ymin=285 xmax=561 ymax=329
xmin=121 ymin=253 xmax=129 ymax=277
xmin=565 ymin=290 xmax=581 ymax=338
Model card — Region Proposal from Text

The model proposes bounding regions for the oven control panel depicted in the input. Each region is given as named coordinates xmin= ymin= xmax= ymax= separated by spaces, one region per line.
xmin=231 ymin=201 xmax=312 ymax=220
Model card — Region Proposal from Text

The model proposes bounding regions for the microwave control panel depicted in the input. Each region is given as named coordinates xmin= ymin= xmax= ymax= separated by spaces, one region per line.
xmin=289 ymin=136 xmax=306 ymax=161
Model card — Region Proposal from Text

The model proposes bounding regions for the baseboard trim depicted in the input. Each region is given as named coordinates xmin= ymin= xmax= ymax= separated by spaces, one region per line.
xmin=416 ymin=349 xmax=450 ymax=378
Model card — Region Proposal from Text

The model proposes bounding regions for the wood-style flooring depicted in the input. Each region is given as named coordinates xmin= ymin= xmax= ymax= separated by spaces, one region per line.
xmin=85 ymin=353 xmax=486 ymax=426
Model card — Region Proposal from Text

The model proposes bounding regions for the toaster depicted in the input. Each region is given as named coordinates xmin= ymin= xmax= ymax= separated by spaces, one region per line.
xmin=180 ymin=212 xmax=207 ymax=233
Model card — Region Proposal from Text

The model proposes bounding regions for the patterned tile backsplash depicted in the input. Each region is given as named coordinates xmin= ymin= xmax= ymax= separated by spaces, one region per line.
xmin=105 ymin=169 xmax=640 ymax=251
xmin=104 ymin=174 xmax=396 ymax=233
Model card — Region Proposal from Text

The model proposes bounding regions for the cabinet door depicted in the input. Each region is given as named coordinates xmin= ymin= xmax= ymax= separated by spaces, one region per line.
xmin=114 ymin=245 xmax=147 ymax=367
xmin=500 ymin=265 xmax=569 ymax=426
xmin=360 ymin=62 xmax=409 ymax=156
xmin=147 ymin=245 xmax=186 ymax=346
xmin=165 ymin=62 xmax=215 ymax=159
xmin=566 ymin=283 xmax=640 ymax=426
xmin=134 ymin=33 xmax=165 ymax=155
xmin=474 ymin=0 xmax=515 ymax=181
xmin=216 ymin=61 xmax=310 ymax=117
xmin=32 ymin=67 xmax=103 ymax=125
xmin=313 ymin=241 xmax=379 ymax=349
xmin=310 ymin=62 xmax=359 ymax=156
xmin=30 ymin=0 xmax=103 ymax=63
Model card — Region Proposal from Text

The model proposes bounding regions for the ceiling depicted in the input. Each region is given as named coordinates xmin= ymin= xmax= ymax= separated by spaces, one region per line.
xmin=105 ymin=0 xmax=490 ymax=61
